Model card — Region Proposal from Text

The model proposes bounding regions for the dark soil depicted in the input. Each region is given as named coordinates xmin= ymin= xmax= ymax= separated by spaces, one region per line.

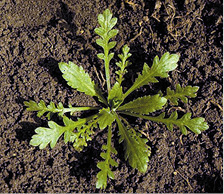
xmin=0 ymin=0 xmax=223 ymax=193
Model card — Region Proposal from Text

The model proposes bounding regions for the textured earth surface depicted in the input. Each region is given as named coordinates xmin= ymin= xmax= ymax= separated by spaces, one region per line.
xmin=0 ymin=0 xmax=223 ymax=192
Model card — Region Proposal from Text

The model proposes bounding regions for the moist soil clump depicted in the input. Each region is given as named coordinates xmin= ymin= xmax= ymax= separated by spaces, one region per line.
xmin=0 ymin=0 xmax=222 ymax=193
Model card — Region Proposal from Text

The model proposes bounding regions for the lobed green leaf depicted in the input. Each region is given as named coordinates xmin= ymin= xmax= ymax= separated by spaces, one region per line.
xmin=116 ymin=45 xmax=132 ymax=85
xmin=95 ymin=9 xmax=118 ymax=51
xmin=121 ymin=111 xmax=209 ymax=135
xmin=124 ymin=52 xmax=179 ymax=99
xmin=24 ymin=100 xmax=99 ymax=119
xmin=59 ymin=61 xmax=106 ymax=104
xmin=118 ymin=94 xmax=167 ymax=114
xmin=165 ymin=84 xmax=199 ymax=105
xmin=115 ymin=115 xmax=150 ymax=173
xmin=95 ymin=9 xmax=118 ymax=35
xmin=151 ymin=52 xmax=179 ymax=77
xmin=30 ymin=116 xmax=77 ymax=149
xmin=30 ymin=114 xmax=99 ymax=151
xmin=94 ymin=9 xmax=118 ymax=92
xmin=24 ymin=100 xmax=48 ymax=118
xmin=71 ymin=115 xmax=99 ymax=151
xmin=178 ymin=112 xmax=209 ymax=134
xmin=96 ymin=126 xmax=118 ymax=189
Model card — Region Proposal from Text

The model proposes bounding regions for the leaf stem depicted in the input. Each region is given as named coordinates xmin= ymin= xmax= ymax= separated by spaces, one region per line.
xmin=107 ymin=124 xmax=112 ymax=157
xmin=61 ymin=107 xmax=100 ymax=115
xmin=49 ymin=106 xmax=100 ymax=116
xmin=104 ymin=47 xmax=111 ymax=93
xmin=118 ymin=111 xmax=176 ymax=125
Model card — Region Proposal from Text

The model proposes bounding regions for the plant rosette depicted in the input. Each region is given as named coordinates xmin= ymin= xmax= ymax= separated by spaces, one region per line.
xmin=24 ymin=9 xmax=208 ymax=189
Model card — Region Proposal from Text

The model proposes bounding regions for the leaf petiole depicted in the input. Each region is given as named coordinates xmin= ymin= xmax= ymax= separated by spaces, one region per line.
xmin=104 ymin=45 xmax=111 ymax=92
xmin=119 ymin=111 xmax=172 ymax=124
xmin=59 ymin=106 xmax=100 ymax=115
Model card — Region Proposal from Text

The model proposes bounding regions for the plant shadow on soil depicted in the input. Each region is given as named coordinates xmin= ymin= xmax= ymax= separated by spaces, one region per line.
xmin=194 ymin=173 xmax=223 ymax=193
xmin=38 ymin=57 xmax=68 ymax=89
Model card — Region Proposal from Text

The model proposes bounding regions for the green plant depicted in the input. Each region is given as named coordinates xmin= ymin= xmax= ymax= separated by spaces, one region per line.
xmin=24 ymin=9 xmax=209 ymax=189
